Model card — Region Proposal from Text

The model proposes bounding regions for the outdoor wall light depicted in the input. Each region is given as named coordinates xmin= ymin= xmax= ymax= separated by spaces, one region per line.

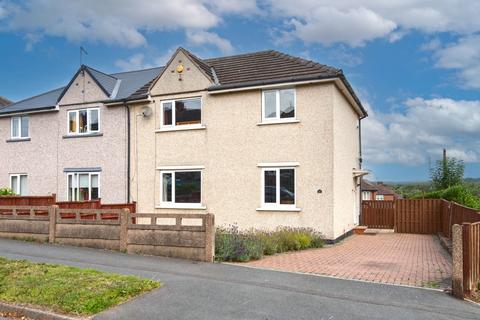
xmin=317 ymin=189 xmax=323 ymax=193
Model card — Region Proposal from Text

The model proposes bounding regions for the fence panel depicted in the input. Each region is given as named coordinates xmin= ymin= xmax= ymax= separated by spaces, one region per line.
xmin=462 ymin=222 xmax=480 ymax=294
xmin=394 ymin=199 xmax=443 ymax=234
xmin=361 ymin=201 xmax=394 ymax=229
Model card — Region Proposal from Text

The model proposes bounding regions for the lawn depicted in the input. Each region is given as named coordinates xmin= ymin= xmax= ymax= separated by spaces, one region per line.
xmin=0 ymin=257 xmax=161 ymax=316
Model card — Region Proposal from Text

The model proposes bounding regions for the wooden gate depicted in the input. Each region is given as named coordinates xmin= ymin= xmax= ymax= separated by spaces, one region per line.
xmin=361 ymin=200 xmax=394 ymax=229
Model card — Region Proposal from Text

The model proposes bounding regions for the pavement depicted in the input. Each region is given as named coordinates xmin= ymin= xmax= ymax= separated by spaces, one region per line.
xmin=0 ymin=239 xmax=478 ymax=320
xmin=244 ymin=232 xmax=452 ymax=288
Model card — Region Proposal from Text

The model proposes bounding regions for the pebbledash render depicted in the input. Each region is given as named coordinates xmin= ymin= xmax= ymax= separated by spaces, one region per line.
xmin=0 ymin=47 xmax=367 ymax=241
xmin=0 ymin=66 xmax=161 ymax=203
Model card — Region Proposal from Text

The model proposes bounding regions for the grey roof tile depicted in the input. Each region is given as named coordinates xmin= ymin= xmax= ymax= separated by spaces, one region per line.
xmin=0 ymin=66 xmax=162 ymax=114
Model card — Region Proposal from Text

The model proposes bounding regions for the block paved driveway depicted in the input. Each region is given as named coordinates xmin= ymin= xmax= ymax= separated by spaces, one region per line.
xmin=243 ymin=231 xmax=452 ymax=289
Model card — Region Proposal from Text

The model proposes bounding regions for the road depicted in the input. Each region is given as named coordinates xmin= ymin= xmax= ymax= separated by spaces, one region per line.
xmin=0 ymin=239 xmax=478 ymax=320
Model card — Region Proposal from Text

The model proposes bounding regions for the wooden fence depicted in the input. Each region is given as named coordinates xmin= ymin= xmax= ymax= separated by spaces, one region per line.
xmin=361 ymin=199 xmax=480 ymax=237
xmin=0 ymin=195 xmax=136 ymax=213
xmin=361 ymin=200 xmax=394 ymax=229
xmin=0 ymin=205 xmax=214 ymax=262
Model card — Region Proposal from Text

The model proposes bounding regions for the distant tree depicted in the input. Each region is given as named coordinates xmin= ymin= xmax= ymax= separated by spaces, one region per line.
xmin=430 ymin=151 xmax=464 ymax=190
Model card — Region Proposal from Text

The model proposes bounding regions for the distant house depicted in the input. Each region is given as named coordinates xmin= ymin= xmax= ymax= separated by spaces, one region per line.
xmin=361 ymin=180 xmax=402 ymax=201
xmin=361 ymin=180 xmax=377 ymax=200
xmin=0 ymin=97 xmax=12 ymax=109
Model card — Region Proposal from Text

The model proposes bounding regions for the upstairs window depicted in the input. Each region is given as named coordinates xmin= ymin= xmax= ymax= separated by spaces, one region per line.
xmin=67 ymin=172 xmax=100 ymax=201
xmin=161 ymin=97 xmax=201 ymax=128
xmin=262 ymin=88 xmax=296 ymax=122
xmin=10 ymin=174 xmax=28 ymax=196
xmin=11 ymin=116 xmax=29 ymax=139
xmin=68 ymin=108 xmax=99 ymax=135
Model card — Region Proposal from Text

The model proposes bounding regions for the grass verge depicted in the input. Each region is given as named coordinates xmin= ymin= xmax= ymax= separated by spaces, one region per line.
xmin=0 ymin=257 xmax=161 ymax=316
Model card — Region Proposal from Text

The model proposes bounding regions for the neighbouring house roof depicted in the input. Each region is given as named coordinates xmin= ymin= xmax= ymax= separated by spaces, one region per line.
xmin=0 ymin=66 xmax=163 ymax=115
xmin=375 ymin=183 xmax=397 ymax=196
xmin=0 ymin=96 xmax=12 ymax=108
xmin=361 ymin=180 xmax=378 ymax=192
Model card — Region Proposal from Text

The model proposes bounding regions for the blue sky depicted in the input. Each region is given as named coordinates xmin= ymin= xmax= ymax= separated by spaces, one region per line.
xmin=1 ymin=1 xmax=479 ymax=182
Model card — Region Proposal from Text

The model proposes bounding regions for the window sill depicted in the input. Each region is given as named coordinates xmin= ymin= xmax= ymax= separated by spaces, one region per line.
xmin=156 ymin=125 xmax=206 ymax=133
xmin=256 ymin=207 xmax=302 ymax=212
xmin=156 ymin=205 xmax=207 ymax=210
xmin=63 ymin=132 xmax=103 ymax=139
xmin=6 ymin=137 xmax=31 ymax=143
xmin=257 ymin=119 xmax=300 ymax=126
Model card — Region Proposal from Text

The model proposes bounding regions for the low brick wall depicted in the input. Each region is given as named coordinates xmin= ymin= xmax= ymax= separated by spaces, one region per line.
xmin=0 ymin=206 xmax=215 ymax=262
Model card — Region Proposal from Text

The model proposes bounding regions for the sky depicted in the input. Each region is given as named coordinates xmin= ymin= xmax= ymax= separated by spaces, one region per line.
xmin=0 ymin=0 xmax=479 ymax=182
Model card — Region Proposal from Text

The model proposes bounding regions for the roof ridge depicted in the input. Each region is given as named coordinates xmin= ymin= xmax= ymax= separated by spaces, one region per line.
xmin=204 ymin=49 xmax=275 ymax=62
xmin=84 ymin=65 xmax=118 ymax=80
xmin=110 ymin=66 xmax=163 ymax=76
xmin=269 ymin=50 xmax=342 ymax=74
xmin=8 ymin=87 xmax=64 ymax=107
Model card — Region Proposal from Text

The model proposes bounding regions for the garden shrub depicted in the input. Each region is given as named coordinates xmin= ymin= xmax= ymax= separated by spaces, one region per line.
xmin=413 ymin=185 xmax=480 ymax=210
xmin=0 ymin=188 xmax=14 ymax=196
xmin=215 ymin=225 xmax=325 ymax=262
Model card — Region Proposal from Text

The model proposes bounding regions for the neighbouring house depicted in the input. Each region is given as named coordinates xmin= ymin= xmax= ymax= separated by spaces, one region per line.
xmin=0 ymin=47 xmax=367 ymax=241
xmin=361 ymin=179 xmax=378 ymax=200
xmin=0 ymin=66 xmax=161 ymax=201
xmin=126 ymin=48 xmax=367 ymax=241
xmin=361 ymin=180 xmax=401 ymax=201
xmin=0 ymin=96 xmax=12 ymax=109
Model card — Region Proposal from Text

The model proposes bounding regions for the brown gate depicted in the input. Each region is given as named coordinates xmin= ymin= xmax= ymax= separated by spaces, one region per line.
xmin=361 ymin=200 xmax=394 ymax=229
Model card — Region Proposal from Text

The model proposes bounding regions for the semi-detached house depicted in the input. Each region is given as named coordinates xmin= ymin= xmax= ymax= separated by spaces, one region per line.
xmin=0 ymin=47 xmax=368 ymax=241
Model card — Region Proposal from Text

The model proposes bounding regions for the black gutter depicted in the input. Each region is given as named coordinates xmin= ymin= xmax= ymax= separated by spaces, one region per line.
xmin=0 ymin=105 xmax=57 ymax=115
xmin=207 ymin=73 xmax=368 ymax=117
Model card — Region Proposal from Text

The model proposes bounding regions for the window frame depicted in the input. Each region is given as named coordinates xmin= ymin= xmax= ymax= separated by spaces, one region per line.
xmin=260 ymin=167 xmax=297 ymax=210
xmin=67 ymin=172 xmax=101 ymax=201
xmin=67 ymin=107 xmax=100 ymax=135
xmin=159 ymin=169 xmax=203 ymax=209
xmin=9 ymin=174 xmax=28 ymax=195
xmin=160 ymin=97 xmax=203 ymax=130
xmin=261 ymin=88 xmax=296 ymax=123
xmin=10 ymin=116 xmax=29 ymax=139
xmin=375 ymin=194 xmax=385 ymax=201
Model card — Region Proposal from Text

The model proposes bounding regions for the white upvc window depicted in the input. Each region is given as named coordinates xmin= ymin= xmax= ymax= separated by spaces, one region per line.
xmin=160 ymin=97 xmax=202 ymax=129
xmin=67 ymin=172 xmax=100 ymax=201
xmin=67 ymin=108 xmax=100 ymax=135
xmin=159 ymin=169 xmax=202 ymax=208
xmin=362 ymin=191 xmax=371 ymax=200
xmin=11 ymin=116 xmax=29 ymax=139
xmin=261 ymin=167 xmax=296 ymax=209
xmin=262 ymin=88 xmax=296 ymax=122
xmin=375 ymin=194 xmax=384 ymax=201
xmin=10 ymin=174 xmax=28 ymax=195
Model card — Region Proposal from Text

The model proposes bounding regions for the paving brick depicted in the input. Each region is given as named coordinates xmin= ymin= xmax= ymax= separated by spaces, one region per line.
xmin=243 ymin=233 xmax=452 ymax=289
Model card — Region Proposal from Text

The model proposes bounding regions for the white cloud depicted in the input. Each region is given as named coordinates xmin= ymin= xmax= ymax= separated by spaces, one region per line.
xmin=432 ymin=35 xmax=480 ymax=89
xmin=186 ymin=30 xmax=233 ymax=54
xmin=115 ymin=47 xmax=178 ymax=71
xmin=288 ymin=7 xmax=396 ymax=47
xmin=266 ymin=1 xmax=480 ymax=46
xmin=115 ymin=53 xmax=152 ymax=71
xmin=363 ymin=97 xmax=480 ymax=165
xmin=1 ymin=0 xmax=229 ymax=49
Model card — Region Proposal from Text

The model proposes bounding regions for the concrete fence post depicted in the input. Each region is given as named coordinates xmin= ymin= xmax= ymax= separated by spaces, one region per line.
xmin=48 ymin=205 xmax=59 ymax=244
xmin=119 ymin=209 xmax=129 ymax=252
xmin=204 ymin=213 xmax=215 ymax=262
xmin=452 ymin=224 xmax=464 ymax=298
